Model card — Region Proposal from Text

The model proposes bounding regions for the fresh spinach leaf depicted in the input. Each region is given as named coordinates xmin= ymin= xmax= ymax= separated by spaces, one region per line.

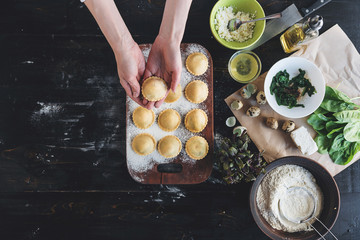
xmin=329 ymin=149 xmax=345 ymax=165
xmin=307 ymin=114 xmax=326 ymax=131
xmin=316 ymin=113 xmax=331 ymax=122
xmin=348 ymin=143 xmax=360 ymax=163
xmin=334 ymin=110 xmax=360 ymax=123
xmin=330 ymin=134 xmax=350 ymax=151
xmin=314 ymin=107 xmax=329 ymax=115
xmin=320 ymin=100 xmax=356 ymax=112
xmin=325 ymin=86 xmax=352 ymax=102
xmin=315 ymin=135 xmax=332 ymax=154
xmin=325 ymin=121 xmax=345 ymax=132
xmin=327 ymin=127 xmax=343 ymax=139
xmin=309 ymin=86 xmax=360 ymax=165
xmin=330 ymin=142 xmax=360 ymax=165
xmin=343 ymin=121 xmax=360 ymax=142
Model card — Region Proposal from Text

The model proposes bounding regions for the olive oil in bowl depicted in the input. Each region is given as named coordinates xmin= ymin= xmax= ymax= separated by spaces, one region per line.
xmin=228 ymin=50 xmax=261 ymax=83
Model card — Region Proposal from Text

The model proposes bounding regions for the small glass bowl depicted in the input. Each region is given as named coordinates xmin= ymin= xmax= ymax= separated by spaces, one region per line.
xmin=228 ymin=50 xmax=262 ymax=83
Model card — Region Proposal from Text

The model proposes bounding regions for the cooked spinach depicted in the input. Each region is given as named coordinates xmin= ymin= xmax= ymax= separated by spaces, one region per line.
xmin=270 ymin=69 xmax=316 ymax=109
xmin=307 ymin=86 xmax=360 ymax=165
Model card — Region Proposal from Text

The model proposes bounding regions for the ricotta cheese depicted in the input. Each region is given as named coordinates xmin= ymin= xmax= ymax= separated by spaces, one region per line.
xmin=290 ymin=126 xmax=318 ymax=155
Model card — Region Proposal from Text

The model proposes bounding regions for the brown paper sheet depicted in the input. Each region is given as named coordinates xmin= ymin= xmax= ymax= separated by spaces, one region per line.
xmin=225 ymin=25 xmax=360 ymax=176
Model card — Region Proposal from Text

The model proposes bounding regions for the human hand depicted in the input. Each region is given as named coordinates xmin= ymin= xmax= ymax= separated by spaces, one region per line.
xmin=114 ymin=41 xmax=146 ymax=107
xmin=143 ymin=35 xmax=182 ymax=109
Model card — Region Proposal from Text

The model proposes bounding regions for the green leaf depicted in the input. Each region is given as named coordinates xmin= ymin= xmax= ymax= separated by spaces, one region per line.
xmin=334 ymin=110 xmax=360 ymax=123
xmin=315 ymin=135 xmax=332 ymax=154
xmin=349 ymin=142 xmax=360 ymax=162
xmin=314 ymin=107 xmax=329 ymax=115
xmin=308 ymin=86 xmax=360 ymax=165
xmin=325 ymin=86 xmax=351 ymax=101
xmin=325 ymin=121 xmax=345 ymax=132
xmin=327 ymin=127 xmax=343 ymax=139
xmin=330 ymin=142 xmax=360 ymax=165
xmin=320 ymin=100 xmax=356 ymax=112
xmin=330 ymin=134 xmax=350 ymax=151
xmin=307 ymin=114 xmax=326 ymax=131
xmin=343 ymin=121 xmax=360 ymax=142
xmin=329 ymin=149 xmax=346 ymax=165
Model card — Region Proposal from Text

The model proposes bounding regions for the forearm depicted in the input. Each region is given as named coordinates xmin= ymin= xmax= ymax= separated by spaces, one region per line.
xmin=158 ymin=0 xmax=192 ymax=45
xmin=84 ymin=0 xmax=134 ymax=53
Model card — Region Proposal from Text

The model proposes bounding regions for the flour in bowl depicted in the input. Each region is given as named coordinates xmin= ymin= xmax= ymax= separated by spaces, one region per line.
xmin=256 ymin=164 xmax=323 ymax=232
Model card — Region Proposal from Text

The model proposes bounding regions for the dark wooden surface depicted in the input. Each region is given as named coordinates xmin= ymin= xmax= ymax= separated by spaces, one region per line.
xmin=0 ymin=0 xmax=359 ymax=239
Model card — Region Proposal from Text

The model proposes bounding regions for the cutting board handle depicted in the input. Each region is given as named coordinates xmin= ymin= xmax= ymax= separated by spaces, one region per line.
xmin=157 ymin=163 xmax=183 ymax=173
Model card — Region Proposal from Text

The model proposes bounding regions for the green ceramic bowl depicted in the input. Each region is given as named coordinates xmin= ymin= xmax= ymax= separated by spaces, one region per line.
xmin=210 ymin=0 xmax=265 ymax=50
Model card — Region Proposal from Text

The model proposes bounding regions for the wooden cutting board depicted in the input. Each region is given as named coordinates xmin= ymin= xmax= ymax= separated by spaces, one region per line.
xmin=126 ymin=43 xmax=214 ymax=184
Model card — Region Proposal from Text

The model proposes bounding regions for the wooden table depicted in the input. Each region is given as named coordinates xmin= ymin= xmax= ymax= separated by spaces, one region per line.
xmin=0 ymin=0 xmax=359 ymax=239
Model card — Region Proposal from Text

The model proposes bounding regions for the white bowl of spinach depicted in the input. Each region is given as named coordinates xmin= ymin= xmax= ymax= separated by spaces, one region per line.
xmin=264 ymin=57 xmax=325 ymax=118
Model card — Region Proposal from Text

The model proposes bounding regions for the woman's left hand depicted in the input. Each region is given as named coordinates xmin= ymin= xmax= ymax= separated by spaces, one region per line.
xmin=142 ymin=35 xmax=182 ymax=109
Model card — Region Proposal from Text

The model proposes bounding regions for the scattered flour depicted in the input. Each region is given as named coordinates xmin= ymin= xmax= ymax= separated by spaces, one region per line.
xmin=126 ymin=44 xmax=211 ymax=175
xmin=256 ymin=164 xmax=323 ymax=233
xmin=31 ymin=102 xmax=63 ymax=123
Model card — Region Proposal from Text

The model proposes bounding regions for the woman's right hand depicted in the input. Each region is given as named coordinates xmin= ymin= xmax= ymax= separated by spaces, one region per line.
xmin=114 ymin=40 xmax=146 ymax=107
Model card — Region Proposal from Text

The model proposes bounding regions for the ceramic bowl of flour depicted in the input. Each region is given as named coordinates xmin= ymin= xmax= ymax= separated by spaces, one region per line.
xmin=250 ymin=156 xmax=340 ymax=240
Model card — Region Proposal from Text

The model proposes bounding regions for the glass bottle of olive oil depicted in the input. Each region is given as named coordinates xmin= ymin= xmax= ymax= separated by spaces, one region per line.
xmin=280 ymin=15 xmax=323 ymax=53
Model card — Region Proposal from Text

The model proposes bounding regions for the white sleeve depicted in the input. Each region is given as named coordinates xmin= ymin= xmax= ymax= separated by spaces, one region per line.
xmin=80 ymin=0 xmax=85 ymax=2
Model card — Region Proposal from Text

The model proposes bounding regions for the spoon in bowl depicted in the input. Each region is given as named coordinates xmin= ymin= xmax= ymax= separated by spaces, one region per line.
xmin=227 ymin=13 xmax=282 ymax=32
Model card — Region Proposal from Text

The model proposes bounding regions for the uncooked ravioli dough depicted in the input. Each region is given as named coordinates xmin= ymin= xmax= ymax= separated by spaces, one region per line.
xmin=131 ymin=133 xmax=156 ymax=156
xmin=158 ymin=135 xmax=182 ymax=158
xmin=184 ymin=109 xmax=208 ymax=133
xmin=158 ymin=109 xmax=181 ymax=132
xmin=186 ymin=52 xmax=208 ymax=76
xmin=132 ymin=106 xmax=155 ymax=129
xmin=185 ymin=80 xmax=208 ymax=103
xmin=185 ymin=136 xmax=209 ymax=160
xmin=165 ymin=84 xmax=182 ymax=103
xmin=142 ymin=76 xmax=168 ymax=101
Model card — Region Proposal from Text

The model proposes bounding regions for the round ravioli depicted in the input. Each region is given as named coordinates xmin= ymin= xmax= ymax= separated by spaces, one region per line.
xmin=158 ymin=109 xmax=181 ymax=132
xmin=185 ymin=136 xmax=209 ymax=160
xmin=185 ymin=52 xmax=208 ymax=76
xmin=142 ymin=76 xmax=168 ymax=101
xmin=165 ymin=84 xmax=182 ymax=103
xmin=158 ymin=135 xmax=182 ymax=158
xmin=185 ymin=80 xmax=208 ymax=103
xmin=184 ymin=109 xmax=208 ymax=133
xmin=132 ymin=106 xmax=155 ymax=129
xmin=131 ymin=133 xmax=156 ymax=156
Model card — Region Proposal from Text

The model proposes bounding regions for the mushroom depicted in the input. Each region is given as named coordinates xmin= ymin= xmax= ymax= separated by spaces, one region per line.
xmin=233 ymin=126 xmax=247 ymax=136
xmin=256 ymin=91 xmax=267 ymax=105
xmin=266 ymin=117 xmax=278 ymax=129
xmin=246 ymin=106 xmax=261 ymax=117
xmin=282 ymin=120 xmax=296 ymax=132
